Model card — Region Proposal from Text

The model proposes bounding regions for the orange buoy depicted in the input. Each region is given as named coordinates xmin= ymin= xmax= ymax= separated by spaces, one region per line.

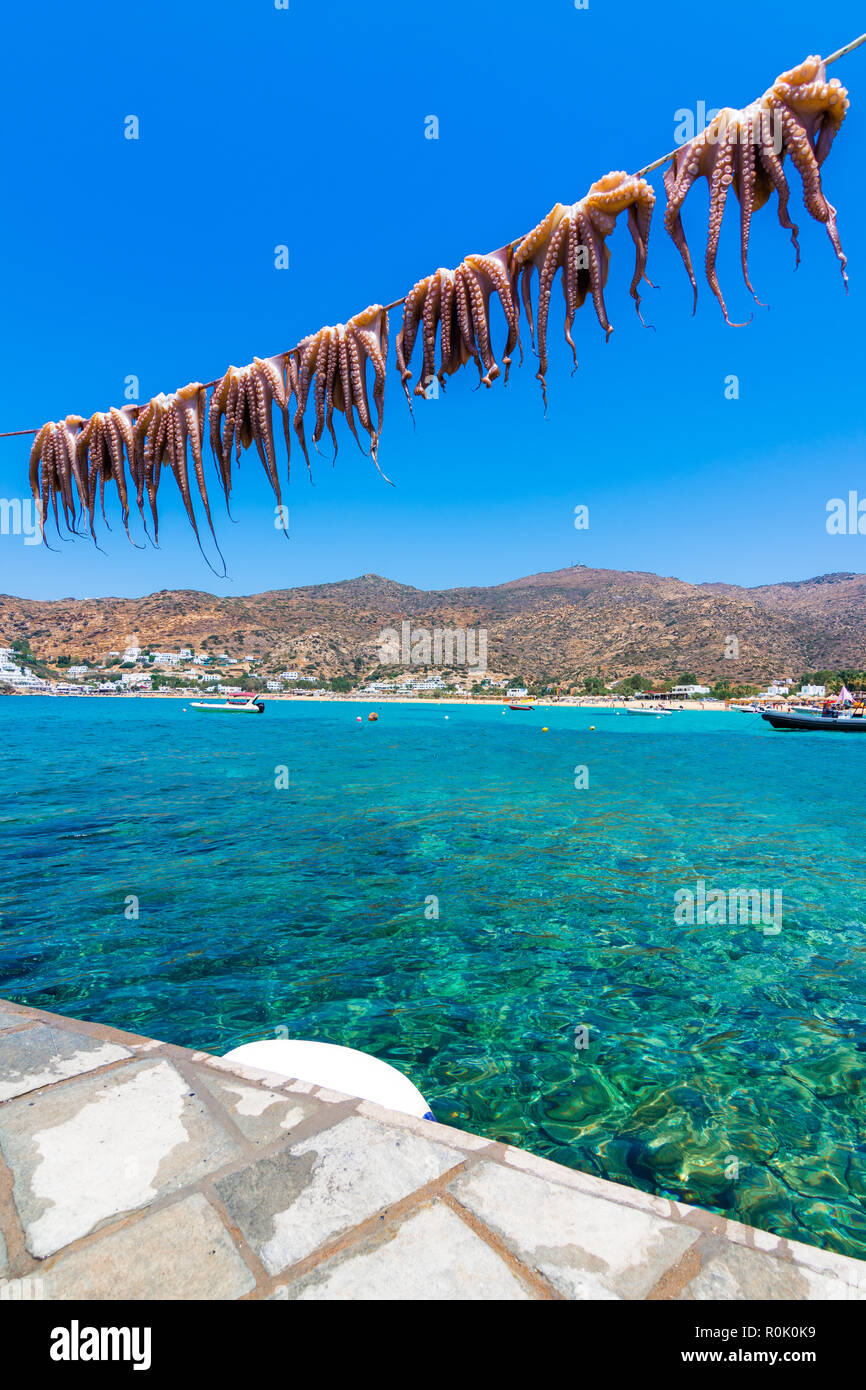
xmin=368 ymin=711 xmax=378 ymax=721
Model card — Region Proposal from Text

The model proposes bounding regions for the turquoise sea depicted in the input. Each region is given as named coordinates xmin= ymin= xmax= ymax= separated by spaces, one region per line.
xmin=2 ymin=697 xmax=865 ymax=1257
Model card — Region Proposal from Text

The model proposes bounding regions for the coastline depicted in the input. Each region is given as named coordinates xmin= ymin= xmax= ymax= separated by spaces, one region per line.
xmin=6 ymin=690 xmax=735 ymax=711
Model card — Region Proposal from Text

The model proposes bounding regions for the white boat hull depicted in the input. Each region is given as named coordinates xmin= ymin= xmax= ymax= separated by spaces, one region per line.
xmin=190 ymin=700 xmax=264 ymax=713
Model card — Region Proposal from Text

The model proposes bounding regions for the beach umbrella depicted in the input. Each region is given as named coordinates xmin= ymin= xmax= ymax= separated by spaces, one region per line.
xmin=838 ymin=685 xmax=854 ymax=703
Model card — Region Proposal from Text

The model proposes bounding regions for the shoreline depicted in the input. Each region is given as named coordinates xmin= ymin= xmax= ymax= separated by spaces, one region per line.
xmin=4 ymin=690 xmax=738 ymax=712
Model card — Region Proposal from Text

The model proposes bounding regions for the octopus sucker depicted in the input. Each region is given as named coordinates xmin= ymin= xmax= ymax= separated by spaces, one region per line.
xmin=290 ymin=306 xmax=391 ymax=481
xmin=134 ymin=384 xmax=225 ymax=574
xmin=512 ymin=172 xmax=655 ymax=404
xmin=209 ymin=356 xmax=292 ymax=512
xmin=395 ymin=248 xmax=519 ymax=406
xmin=664 ymin=55 xmax=849 ymax=316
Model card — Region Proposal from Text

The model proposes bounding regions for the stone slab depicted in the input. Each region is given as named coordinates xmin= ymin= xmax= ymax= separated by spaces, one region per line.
xmin=275 ymin=1201 xmax=533 ymax=1300
xmin=679 ymin=1237 xmax=866 ymax=1301
xmin=0 ymin=1058 xmax=242 ymax=1258
xmin=450 ymin=1160 xmax=701 ymax=1300
xmin=0 ymin=1008 xmax=29 ymax=1032
xmin=0 ymin=1024 xmax=131 ymax=1102
xmin=215 ymin=1114 xmax=463 ymax=1275
xmin=192 ymin=1069 xmax=317 ymax=1147
xmin=13 ymin=1194 xmax=255 ymax=1300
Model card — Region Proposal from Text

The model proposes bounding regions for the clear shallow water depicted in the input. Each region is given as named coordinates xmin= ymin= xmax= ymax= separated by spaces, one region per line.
xmin=2 ymin=697 xmax=865 ymax=1257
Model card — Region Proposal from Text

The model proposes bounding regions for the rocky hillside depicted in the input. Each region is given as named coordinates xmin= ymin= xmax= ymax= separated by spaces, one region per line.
xmin=1 ymin=567 xmax=864 ymax=683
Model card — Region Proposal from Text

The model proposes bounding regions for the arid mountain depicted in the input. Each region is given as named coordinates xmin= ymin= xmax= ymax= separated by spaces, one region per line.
xmin=1 ymin=567 xmax=864 ymax=683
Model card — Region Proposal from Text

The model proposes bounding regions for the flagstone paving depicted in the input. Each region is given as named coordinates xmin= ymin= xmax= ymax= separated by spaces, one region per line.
xmin=0 ymin=998 xmax=864 ymax=1301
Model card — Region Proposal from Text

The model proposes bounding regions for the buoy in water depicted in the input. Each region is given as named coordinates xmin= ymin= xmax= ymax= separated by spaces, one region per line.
xmin=356 ymin=716 xmax=362 ymax=722
xmin=590 ymin=725 xmax=595 ymax=731
xmin=542 ymin=726 xmax=548 ymax=732
xmin=368 ymin=712 xmax=378 ymax=721
xmin=222 ymin=1040 xmax=435 ymax=1120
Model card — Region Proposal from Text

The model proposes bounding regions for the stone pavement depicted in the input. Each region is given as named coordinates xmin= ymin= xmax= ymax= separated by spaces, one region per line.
xmin=0 ymin=998 xmax=863 ymax=1301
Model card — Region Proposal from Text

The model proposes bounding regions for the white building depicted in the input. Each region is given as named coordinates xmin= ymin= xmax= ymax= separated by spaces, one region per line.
xmin=266 ymin=680 xmax=283 ymax=691
xmin=672 ymin=684 xmax=711 ymax=697
xmin=800 ymin=683 xmax=826 ymax=699
xmin=0 ymin=652 xmax=47 ymax=690
xmin=66 ymin=665 xmax=89 ymax=677
xmin=506 ymin=687 xmax=529 ymax=698
xmin=122 ymin=646 xmax=142 ymax=663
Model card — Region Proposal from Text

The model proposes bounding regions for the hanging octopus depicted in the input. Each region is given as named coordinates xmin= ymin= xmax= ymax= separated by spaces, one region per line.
xmin=511 ymin=171 xmax=656 ymax=404
xmin=395 ymin=247 xmax=520 ymax=405
xmin=132 ymin=384 xmax=221 ymax=567
xmin=29 ymin=415 xmax=87 ymax=541
xmin=289 ymin=304 xmax=389 ymax=477
xmin=664 ymin=54 xmax=849 ymax=321
xmin=208 ymin=356 xmax=292 ymax=508
xmin=77 ymin=406 xmax=138 ymax=541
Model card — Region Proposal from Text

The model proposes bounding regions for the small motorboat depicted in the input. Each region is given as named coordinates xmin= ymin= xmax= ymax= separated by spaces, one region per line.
xmin=625 ymin=705 xmax=674 ymax=716
xmin=190 ymin=693 xmax=264 ymax=713
xmin=508 ymin=702 xmax=534 ymax=711
xmin=762 ymin=708 xmax=866 ymax=732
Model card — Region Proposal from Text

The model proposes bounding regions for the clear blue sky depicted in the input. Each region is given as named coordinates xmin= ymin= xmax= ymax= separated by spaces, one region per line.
xmin=1 ymin=0 xmax=864 ymax=599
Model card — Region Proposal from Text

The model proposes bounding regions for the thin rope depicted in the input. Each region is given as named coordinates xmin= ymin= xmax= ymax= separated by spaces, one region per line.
xmin=2 ymin=33 xmax=863 ymax=442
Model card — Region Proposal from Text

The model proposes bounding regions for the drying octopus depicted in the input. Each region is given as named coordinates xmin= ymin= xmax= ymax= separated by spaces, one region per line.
xmin=664 ymin=54 xmax=849 ymax=322
xmin=395 ymin=248 xmax=520 ymax=404
xmin=510 ymin=171 xmax=656 ymax=404
xmin=132 ymin=383 xmax=221 ymax=567
xmin=209 ymin=356 xmax=292 ymax=509
xmin=77 ymin=406 xmax=138 ymax=542
xmin=29 ymin=415 xmax=87 ymax=540
xmin=289 ymin=304 xmax=389 ymax=476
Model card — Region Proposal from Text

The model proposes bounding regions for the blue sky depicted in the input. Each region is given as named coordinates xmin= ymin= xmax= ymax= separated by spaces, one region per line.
xmin=0 ymin=0 xmax=864 ymax=599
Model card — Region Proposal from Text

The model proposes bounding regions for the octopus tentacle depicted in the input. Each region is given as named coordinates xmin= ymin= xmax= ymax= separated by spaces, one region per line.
xmin=734 ymin=112 xmax=764 ymax=304
xmin=438 ymin=274 xmax=465 ymax=384
xmin=335 ymin=328 xmax=361 ymax=453
xmin=756 ymin=133 xmax=801 ymax=265
xmin=395 ymin=279 xmax=428 ymax=408
xmin=419 ymin=274 xmax=443 ymax=396
xmin=322 ymin=333 xmax=341 ymax=457
xmin=705 ymin=114 xmax=750 ymax=325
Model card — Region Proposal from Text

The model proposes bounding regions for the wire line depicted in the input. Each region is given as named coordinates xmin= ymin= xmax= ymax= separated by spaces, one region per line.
xmin=1 ymin=33 xmax=863 ymax=442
